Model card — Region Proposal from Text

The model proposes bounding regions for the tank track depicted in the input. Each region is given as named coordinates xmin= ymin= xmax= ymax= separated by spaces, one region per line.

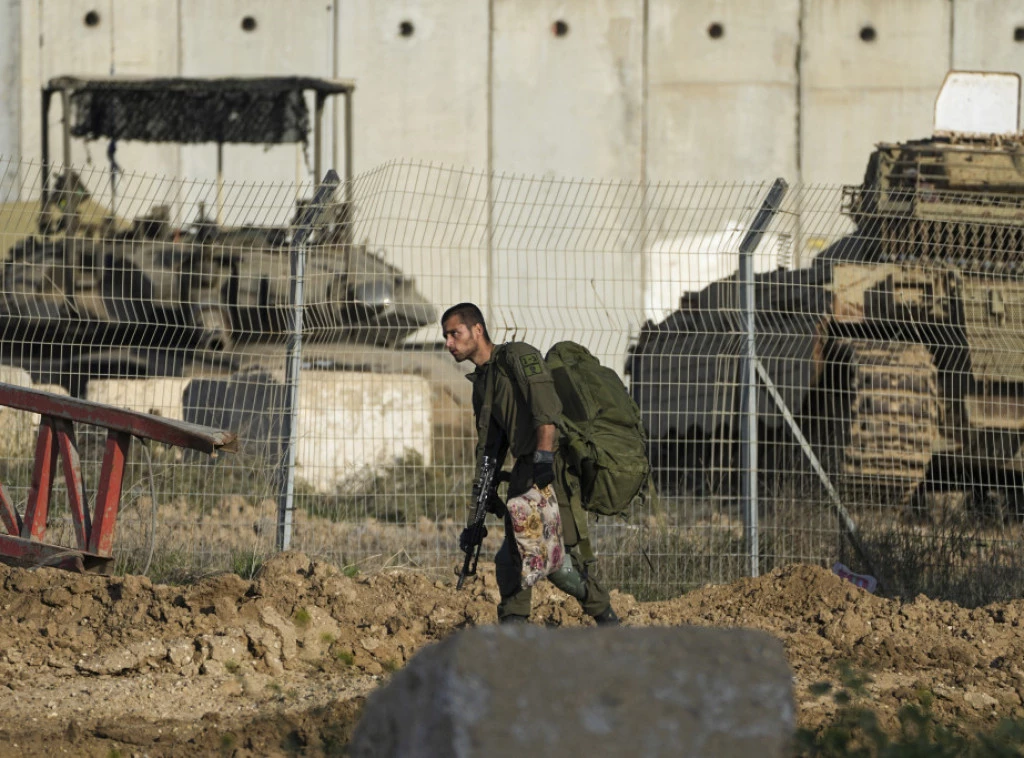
xmin=839 ymin=340 xmax=941 ymax=503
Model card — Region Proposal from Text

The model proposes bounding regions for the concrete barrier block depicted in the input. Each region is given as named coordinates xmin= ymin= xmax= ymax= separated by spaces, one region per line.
xmin=181 ymin=370 xmax=433 ymax=492
xmin=349 ymin=625 xmax=795 ymax=758
xmin=84 ymin=378 xmax=193 ymax=461
xmin=86 ymin=378 xmax=192 ymax=421
xmin=294 ymin=371 xmax=433 ymax=492
xmin=0 ymin=368 xmax=66 ymax=459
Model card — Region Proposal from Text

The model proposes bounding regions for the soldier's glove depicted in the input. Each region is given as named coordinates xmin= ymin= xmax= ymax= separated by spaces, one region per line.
xmin=459 ymin=525 xmax=487 ymax=554
xmin=486 ymin=491 xmax=507 ymax=517
xmin=532 ymin=450 xmax=556 ymax=489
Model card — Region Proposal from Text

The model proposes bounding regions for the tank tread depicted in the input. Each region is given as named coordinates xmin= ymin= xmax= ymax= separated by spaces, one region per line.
xmin=840 ymin=340 xmax=940 ymax=502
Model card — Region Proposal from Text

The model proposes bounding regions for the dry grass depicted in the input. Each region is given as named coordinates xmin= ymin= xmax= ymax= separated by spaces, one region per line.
xmin=5 ymin=446 xmax=1024 ymax=605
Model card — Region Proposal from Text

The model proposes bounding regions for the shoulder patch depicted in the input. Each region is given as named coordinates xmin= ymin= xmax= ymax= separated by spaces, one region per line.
xmin=518 ymin=353 xmax=544 ymax=377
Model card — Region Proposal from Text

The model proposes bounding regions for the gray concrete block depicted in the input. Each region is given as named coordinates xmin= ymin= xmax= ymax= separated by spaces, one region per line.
xmin=349 ymin=625 xmax=795 ymax=758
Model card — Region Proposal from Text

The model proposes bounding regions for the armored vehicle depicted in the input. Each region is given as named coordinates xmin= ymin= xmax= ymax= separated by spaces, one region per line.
xmin=0 ymin=76 xmax=435 ymax=395
xmin=628 ymin=71 xmax=1024 ymax=512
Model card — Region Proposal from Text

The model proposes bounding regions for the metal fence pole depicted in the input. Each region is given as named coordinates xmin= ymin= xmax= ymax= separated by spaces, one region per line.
xmin=737 ymin=178 xmax=788 ymax=578
xmin=277 ymin=170 xmax=341 ymax=552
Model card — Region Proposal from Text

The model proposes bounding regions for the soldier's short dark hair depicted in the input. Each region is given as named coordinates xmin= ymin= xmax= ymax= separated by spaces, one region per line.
xmin=441 ymin=302 xmax=491 ymax=342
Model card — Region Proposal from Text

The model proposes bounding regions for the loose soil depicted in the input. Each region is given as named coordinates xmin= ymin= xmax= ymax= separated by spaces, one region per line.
xmin=1 ymin=553 xmax=1022 ymax=757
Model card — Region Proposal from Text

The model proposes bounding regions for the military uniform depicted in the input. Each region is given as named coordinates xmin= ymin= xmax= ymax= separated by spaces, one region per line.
xmin=467 ymin=341 xmax=612 ymax=622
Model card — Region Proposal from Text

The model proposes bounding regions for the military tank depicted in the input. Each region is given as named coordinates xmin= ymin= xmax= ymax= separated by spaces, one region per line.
xmin=0 ymin=76 xmax=436 ymax=396
xmin=628 ymin=71 xmax=1024 ymax=512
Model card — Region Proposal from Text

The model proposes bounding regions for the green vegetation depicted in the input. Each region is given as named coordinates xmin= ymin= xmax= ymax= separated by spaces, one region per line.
xmin=218 ymin=732 xmax=237 ymax=756
xmin=334 ymin=650 xmax=354 ymax=666
xmin=293 ymin=607 xmax=312 ymax=628
xmin=229 ymin=549 xmax=264 ymax=580
xmin=852 ymin=504 xmax=1024 ymax=609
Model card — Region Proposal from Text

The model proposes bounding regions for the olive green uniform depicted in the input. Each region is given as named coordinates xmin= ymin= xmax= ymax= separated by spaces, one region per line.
xmin=467 ymin=342 xmax=612 ymax=621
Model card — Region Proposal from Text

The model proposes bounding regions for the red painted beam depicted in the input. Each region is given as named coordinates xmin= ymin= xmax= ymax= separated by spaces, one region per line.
xmin=0 ymin=382 xmax=237 ymax=456
xmin=89 ymin=430 xmax=130 ymax=557
xmin=56 ymin=419 xmax=90 ymax=550
xmin=0 ymin=482 xmax=20 ymax=536
xmin=0 ymin=382 xmax=237 ymax=572
xmin=0 ymin=534 xmax=112 ymax=573
xmin=22 ymin=417 xmax=59 ymax=542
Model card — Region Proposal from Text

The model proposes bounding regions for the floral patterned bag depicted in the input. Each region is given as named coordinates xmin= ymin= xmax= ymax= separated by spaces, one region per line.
xmin=506 ymin=484 xmax=564 ymax=590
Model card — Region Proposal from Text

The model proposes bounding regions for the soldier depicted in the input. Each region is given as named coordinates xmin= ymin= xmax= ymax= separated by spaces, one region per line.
xmin=442 ymin=302 xmax=619 ymax=626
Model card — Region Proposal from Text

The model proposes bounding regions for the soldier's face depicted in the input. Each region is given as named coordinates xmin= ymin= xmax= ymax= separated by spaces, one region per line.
xmin=443 ymin=317 xmax=482 ymax=363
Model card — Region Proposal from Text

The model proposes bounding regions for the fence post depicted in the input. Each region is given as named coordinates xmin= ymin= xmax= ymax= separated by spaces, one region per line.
xmin=737 ymin=179 xmax=788 ymax=578
xmin=277 ymin=170 xmax=341 ymax=552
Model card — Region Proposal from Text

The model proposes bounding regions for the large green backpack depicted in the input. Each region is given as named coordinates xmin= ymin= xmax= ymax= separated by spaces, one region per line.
xmin=543 ymin=341 xmax=652 ymax=517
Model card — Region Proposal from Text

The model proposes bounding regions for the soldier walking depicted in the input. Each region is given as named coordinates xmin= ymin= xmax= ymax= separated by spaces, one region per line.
xmin=442 ymin=302 xmax=619 ymax=625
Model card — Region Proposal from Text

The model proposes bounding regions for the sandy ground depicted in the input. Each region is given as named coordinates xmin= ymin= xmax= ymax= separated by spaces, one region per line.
xmin=0 ymin=552 xmax=1022 ymax=756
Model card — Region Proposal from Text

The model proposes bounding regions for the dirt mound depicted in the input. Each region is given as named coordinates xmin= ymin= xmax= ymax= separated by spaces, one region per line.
xmin=0 ymin=556 xmax=1020 ymax=755
xmin=642 ymin=564 xmax=1024 ymax=732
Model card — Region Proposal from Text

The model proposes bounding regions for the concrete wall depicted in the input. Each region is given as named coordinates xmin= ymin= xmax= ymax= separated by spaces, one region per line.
xmin=800 ymin=0 xmax=951 ymax=185
xmin=8 ymin=1 xmax=1009 ymax=189
xmin=647 ymin=0 xmax=800 ymax=184
xmin=0 ymin=0 xmax=20 ymax=201
xmin=179 ymin=0 xmax=334 ymax=191
xmin=490 ymin=0 xmax=645 ymax=358
xmin=339 ymin=0 xmax=491 ymax=329
xmin=952 ymin=0 xmax=1024 ymax=130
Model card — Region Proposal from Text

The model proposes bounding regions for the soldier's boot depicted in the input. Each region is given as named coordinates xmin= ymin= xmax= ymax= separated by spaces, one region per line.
xmin=499 ymin=614 xmax=530 ymax=625
xmin=548 ymin=553 xmax=587 ymax=602
xmin=592 ymin=604 xmax=620 ymax=626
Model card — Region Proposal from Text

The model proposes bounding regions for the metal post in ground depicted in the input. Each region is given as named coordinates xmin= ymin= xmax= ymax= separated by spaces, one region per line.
xmin=736 ymin=178 xmax=788 ymax=578
xmin=277 ymin=170 xmax=341 ymax=551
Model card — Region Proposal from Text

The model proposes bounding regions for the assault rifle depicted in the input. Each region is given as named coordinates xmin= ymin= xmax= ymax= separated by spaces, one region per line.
xmin=457 ymin=454 xmax=498 ymax=590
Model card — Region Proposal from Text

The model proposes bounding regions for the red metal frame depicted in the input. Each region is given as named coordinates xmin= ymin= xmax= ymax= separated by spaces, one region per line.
xmin=0 ymin=382 xmax=237 ymax=573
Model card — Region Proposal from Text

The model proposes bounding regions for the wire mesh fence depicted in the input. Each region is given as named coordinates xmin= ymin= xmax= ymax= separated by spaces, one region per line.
xmin=1 ymin=153 xmax=1023 ymax=604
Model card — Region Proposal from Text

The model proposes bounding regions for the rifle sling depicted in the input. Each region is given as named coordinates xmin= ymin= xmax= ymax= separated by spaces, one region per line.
xmin=474 ymin=350 xmax=499 ymax=464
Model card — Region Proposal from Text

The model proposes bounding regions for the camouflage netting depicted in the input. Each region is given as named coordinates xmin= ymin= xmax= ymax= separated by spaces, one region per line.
xmin=56 ymin=77 xmax=327 ymax=145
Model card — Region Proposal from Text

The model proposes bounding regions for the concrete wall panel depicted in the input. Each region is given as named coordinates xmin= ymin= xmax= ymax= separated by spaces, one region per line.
xmin=19 ymin=2 xmax=180 ymax=212
xmin=338 ymin=1 xmax=490 ymax=339
xmin=106 ymin=0 xmax=181 ymax=205
xmin=952 ymin=0 xmax=1024 ymax=129
xmin=35 ymin=0 xmax=113 ymax=174
xmin=491 ymin=0 xmax=644 ymax=368
xmin=88 ymin=373 xmax=432 ymax=493
xmin=801 ymin=0 xmax=951 ymax=185
xmin=179 ymin=0 xmax=335 ymax=192
xmin=338 ymin=0 xmax=489 ymax=172
xmin=646 ymin=0 xmax=800 ymax=183
xmin=492 ymin=0 xmax=643 ymax=180
xmin=1 ymin=0 xmax=21 ymax=198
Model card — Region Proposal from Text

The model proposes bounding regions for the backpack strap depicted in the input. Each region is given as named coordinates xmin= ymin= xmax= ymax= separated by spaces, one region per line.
xmin=485 ymin=343 xmax=597 ymax=562
xmin=474 ymin=347 xmax=501 ymax=463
